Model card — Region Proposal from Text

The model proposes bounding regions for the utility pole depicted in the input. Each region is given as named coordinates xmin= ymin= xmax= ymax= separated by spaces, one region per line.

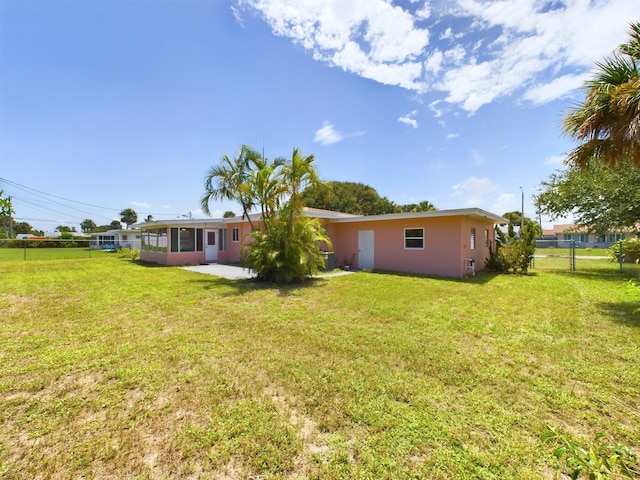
xmin=519 ymin=187 xmax=524 ymax=234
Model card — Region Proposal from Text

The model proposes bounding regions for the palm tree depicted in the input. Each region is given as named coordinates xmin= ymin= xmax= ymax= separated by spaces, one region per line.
xmin=280 ymin=148 xmax=320 ymax=221
xmin=563 ymin=22 xmax=640 ymax=168
xmin=119 ymin=208 xmax=138 ymax=229
xmin=201 ymin=145 xmax=262 ymax=230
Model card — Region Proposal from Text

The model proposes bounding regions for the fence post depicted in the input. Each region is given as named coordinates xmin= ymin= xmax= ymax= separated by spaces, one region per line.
xmin=571 ymin=240 xmax=576 ymax=271
xmin=23 ymin=241 xmax=27 ymax=261
xmin=619 ymin=239 xmax=623 ymax=273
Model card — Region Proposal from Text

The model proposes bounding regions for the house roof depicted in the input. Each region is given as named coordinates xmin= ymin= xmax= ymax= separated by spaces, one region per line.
xmin=89 ymin=228 xmax=140 ymax=236
xmin=135 ymin=208 xmax=508 ymax=229
xmin=326 ymin=208 xmax=509 ymax=224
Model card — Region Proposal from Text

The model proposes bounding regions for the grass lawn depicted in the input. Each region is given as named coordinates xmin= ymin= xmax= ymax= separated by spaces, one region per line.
xmin=1 ymin=256 xmax=639 ymax=479
xmin=0 ymin=247 xmax=112 ymax=262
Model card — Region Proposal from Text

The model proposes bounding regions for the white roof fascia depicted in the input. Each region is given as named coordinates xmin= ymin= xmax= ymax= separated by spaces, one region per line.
xmin=326 ymin=208 xmax=509 ymax=224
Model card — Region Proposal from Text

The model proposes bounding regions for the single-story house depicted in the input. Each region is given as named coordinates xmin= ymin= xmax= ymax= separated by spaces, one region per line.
xmin=537 ymin=224 xmax=629 ymax=249
xmin=137 ymin=207 xmax=507 ymax=278
xmin=89 ymin=229 xmax=142 ymax=250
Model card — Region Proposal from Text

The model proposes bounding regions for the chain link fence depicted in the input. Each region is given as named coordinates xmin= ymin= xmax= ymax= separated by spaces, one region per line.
xmin=533 ymin=239 xmax=639 ymax=275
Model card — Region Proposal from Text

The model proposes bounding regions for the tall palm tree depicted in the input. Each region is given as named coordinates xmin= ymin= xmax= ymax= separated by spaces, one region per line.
xmin=564 ymin=22 xmax=640 ymax=168
xmin=201 ymin=145 xmax=262 ymax=230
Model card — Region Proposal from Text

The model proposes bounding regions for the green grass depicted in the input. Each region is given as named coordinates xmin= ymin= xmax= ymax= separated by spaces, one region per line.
xmin=1 ymin=256 xmax=639 ymax=479
xmin=0 ymin=247 xmax=112 ymax=261
xmin=535 ymin=247 xmax=610 ymax=257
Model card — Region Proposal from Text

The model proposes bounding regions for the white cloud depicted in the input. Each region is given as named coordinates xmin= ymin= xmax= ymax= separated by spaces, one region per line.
xmin=131 ymin=201 xmax=152 ymax=209
xmin=492 ymin=193 xmax=517 ymax=214
xmin=241 ymin=0 xmax=640 ymax=112
xmin=398 ymin=109 xmax=418 ymax=128
xmin=523 ymin=73 xmax=588 ymax=104
xmin=451 ymin=176 xmax=498 ymax=206
xmin=543 ymin=154 xmax=566 ymax=167
xmin=428 ymin=99 xmax=443 ymax=118
xmin=446 ymin=133 xmax=459 ymax=140
xmin=314 ymin=121 xmax=364 ymax=145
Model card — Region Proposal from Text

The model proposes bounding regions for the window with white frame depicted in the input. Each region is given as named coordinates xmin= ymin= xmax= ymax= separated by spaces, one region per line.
xmin=232 ymin=227 xmax=239 ymax=242
xmin=470 ymin=228 xmax=476 ymax=250
xmin=484 ymin=229 xmax=490 ymax=247
xmin=404 ymin=228 xmax=424 ymax=249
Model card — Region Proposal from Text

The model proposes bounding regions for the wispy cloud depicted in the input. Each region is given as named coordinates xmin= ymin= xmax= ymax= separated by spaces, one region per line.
xmin=240 ymin=0 xmax=640 ymax=112
xmin=314 ymin=121 xmax=364 ymax=146
xmin=451 ymin=176 xmax=498 ymax=206
xmin=398 ymin=109 xmax=418 ymax=128
xmin=131 ymin=201 xmax=152 ymax=209
xmin=543 ymin=154 xmax=566 ymax=167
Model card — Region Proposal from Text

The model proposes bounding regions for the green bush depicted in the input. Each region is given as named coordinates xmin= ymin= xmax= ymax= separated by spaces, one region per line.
xmin=485 ymin=223 xmax=536 ymax=274
xmin=243 ymin=213 xmax=331 ymax=283
xmin=607 ymin=238 xmax=640 ymax=263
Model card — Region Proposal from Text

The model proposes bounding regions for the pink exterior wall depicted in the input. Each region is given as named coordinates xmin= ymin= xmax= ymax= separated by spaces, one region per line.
xmin=328 ymin=215 xmax=495 ymax=277
xmin=217 ymin=222 xmax=252 ymax=263
xmin=139 ymin=214 xmax=497 ymax=277
xmin=140 ymin=249 xmax=206 ymax=265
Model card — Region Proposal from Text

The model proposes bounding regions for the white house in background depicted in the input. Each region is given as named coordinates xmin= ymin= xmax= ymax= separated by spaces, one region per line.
xmin=89 ymin=229 xmax=142 ymax=250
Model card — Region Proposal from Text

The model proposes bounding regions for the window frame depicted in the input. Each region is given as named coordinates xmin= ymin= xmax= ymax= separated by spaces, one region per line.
xmin=404 ymin=227 xmax=424 ymax=250
xmin=232 ymin=227 xmax=240 ymax=242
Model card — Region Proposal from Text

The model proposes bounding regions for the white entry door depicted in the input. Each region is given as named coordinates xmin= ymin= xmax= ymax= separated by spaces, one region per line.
xmin=358 ymin=230 xmax=374 ymax=270
xmin=205 ymin=229 xmax=218 ymax=261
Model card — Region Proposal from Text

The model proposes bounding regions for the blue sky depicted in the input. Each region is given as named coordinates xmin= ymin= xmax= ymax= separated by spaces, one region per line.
xmin=1 ymin=0 xmax=639 ymax=232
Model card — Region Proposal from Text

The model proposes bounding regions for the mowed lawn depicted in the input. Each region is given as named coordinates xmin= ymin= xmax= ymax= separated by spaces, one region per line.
xmin=1 ymin=254 xmax=639 ymax=479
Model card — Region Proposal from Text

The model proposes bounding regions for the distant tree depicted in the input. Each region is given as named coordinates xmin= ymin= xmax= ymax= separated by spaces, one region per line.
xmin=502 ymin=211 xmax=542 ymax=237
xmin=110 ymin=220 xmax=122 ymax=230
xmin=399 ymin=201 xmax=437 ymax=212
xmin=12 ymin=221 xmax=33 ymax=235
xmin=81 ymin=219 xmax=97 ymax=233
xmin=563 ymin=22 xmax=640 ymax=169
xmin=223 ymin=211 xmax=236 ymax=218
xmin=144 ymin=215 xmax=154 ymax=222
xmin=55 ymin=225 xmax=72 ymax=233
xmin=119 ymin=209 xmax=138 ymax=229
xmin=301 ymin=181 xmax=400 ymax=215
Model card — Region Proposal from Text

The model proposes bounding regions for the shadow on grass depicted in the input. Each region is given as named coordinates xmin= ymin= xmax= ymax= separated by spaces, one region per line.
xmin=186 ymin=275 xmax=330 ymax=297
xmin=368 ymin=268 xmax=503 ymax=285
xmin=596 ymin=300 xmax=640 ymax=328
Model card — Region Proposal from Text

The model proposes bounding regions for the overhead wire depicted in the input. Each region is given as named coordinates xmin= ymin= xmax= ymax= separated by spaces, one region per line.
xmin=1 ymin=177 xmax=187 ymax=228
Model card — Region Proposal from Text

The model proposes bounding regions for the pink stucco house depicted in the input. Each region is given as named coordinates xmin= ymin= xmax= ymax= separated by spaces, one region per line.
xmin=138 ymin=208 xmax=507 ymax=278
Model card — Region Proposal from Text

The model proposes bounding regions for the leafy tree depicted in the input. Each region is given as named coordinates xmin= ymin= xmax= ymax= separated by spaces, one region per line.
xmin=399 ymin=200 xmax=437 ymax=212
xmin=55 ymin=225 xmax=72 ymax=233
xmin=535 ymin=161 xmax=640 ymax=235
xmin=81 ymin=219 xmax=97 ymax=233
xmin=223 ymin=211 xmax=236 ymax=218
xmin=110 ymin=220 xmax=122 ymax=230
xmin=144 ymin=215 xmax=154 ymax=222
xmin=502 ymin=211 xmax=542 ymax=237
xmin=202 ymin=145 xmax=263 ymax=231
xmin=12 ymin=221 xmax=33 ymax=235
xmin=0 ymin=190 xmax=14 ymax=237
xmin=563 ymin=22 xmax=640 ymax=169
xmin=119 ymin=208 xmax=138 ymax=229
xmin=301 ymin=181 xmax=399 ymax=215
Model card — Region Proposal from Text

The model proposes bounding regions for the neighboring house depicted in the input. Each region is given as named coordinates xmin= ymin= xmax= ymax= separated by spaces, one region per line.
xmin=90 ymin=229 xmax=142 ymax=250
xmin=137 ymin=207 xmax=507 ymax=278
xmin=537 ymin=224 xmax=629 ymax=249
